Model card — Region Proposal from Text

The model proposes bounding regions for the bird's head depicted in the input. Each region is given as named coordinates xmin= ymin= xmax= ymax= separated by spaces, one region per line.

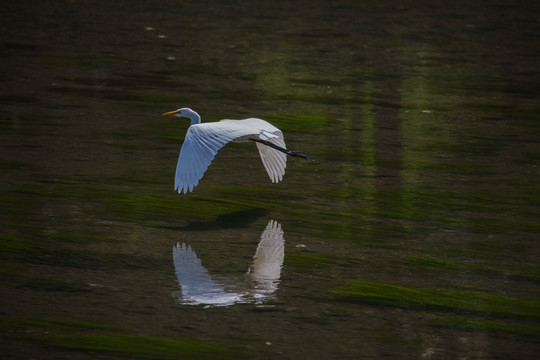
xmin=162 ymin=107 xmax=201 ymax=124
xmin=162 ymin=107 xmax=193 ymax=117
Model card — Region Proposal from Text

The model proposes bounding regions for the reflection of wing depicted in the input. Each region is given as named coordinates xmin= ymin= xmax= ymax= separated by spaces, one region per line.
xmin=249 ymin=220 xmax=285 ymax=293
xmin=173 ymin=243 xmax=241 ymax=306
xmin=173 ymin=220 xmax=285 ymax=306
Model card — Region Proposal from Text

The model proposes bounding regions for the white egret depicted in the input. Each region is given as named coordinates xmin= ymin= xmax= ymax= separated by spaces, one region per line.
xmin=163 ymin=108 xmax=307 ymax=194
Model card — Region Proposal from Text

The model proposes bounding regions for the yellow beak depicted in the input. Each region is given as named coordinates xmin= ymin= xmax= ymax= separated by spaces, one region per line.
xmin=162 ymin=110 xmax=178 ymax=116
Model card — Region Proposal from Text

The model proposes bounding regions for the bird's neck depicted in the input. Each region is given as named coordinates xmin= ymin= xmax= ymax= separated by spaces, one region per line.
xmin=187 ymin=111 xmax=201 ymax=125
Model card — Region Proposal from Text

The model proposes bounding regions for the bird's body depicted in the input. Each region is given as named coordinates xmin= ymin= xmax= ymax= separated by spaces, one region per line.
xmin=163 ymin=108 xmax=307 ymax=193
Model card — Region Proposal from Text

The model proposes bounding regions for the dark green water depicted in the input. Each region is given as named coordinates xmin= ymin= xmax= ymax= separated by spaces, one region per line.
xmin=1 ymin=0 xmax=539 ymax=358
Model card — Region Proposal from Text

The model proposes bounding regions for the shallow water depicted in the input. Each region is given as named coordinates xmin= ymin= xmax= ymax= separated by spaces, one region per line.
xmin=1 ymin=0 xmax=539 ymax=359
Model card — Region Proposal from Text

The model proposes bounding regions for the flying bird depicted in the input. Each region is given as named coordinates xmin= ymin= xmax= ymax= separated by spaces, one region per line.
xmin=163 ymin=107 xmax=307 ymax=193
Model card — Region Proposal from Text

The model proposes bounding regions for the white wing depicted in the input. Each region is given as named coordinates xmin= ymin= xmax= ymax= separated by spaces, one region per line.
xmin=175 ymin=118 xmax=287 ymax=193
xmin=255 ymin=135 xmax=287 ymax=183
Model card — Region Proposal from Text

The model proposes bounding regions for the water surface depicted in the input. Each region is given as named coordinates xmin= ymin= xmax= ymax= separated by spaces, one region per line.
xmin=1 ymin=1 xmax=539 ymax=359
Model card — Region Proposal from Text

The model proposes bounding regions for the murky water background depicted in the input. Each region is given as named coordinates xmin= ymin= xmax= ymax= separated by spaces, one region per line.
xmin=1 ymin=1 xmax=539 ymax=359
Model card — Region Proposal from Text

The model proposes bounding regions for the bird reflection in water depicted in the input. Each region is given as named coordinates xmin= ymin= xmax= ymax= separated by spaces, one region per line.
xmin=173 ymin=220 xmax=285 ymax=306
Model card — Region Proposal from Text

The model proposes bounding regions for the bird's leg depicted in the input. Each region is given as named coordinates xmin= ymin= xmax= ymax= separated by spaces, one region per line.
xmin=249 ymin=138 xmax=308 ymax=159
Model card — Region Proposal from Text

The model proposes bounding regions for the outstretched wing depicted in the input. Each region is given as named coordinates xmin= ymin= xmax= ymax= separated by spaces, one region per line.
xmin=254 ymin=131 xmax=287 ymax=183
xmin=175 ymin=121 xmax=255 ymax=193
xmin=223 ymin=118 xmax=287 ymax=183
xmin=175 ymin=118 xmax=287 ymax=193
